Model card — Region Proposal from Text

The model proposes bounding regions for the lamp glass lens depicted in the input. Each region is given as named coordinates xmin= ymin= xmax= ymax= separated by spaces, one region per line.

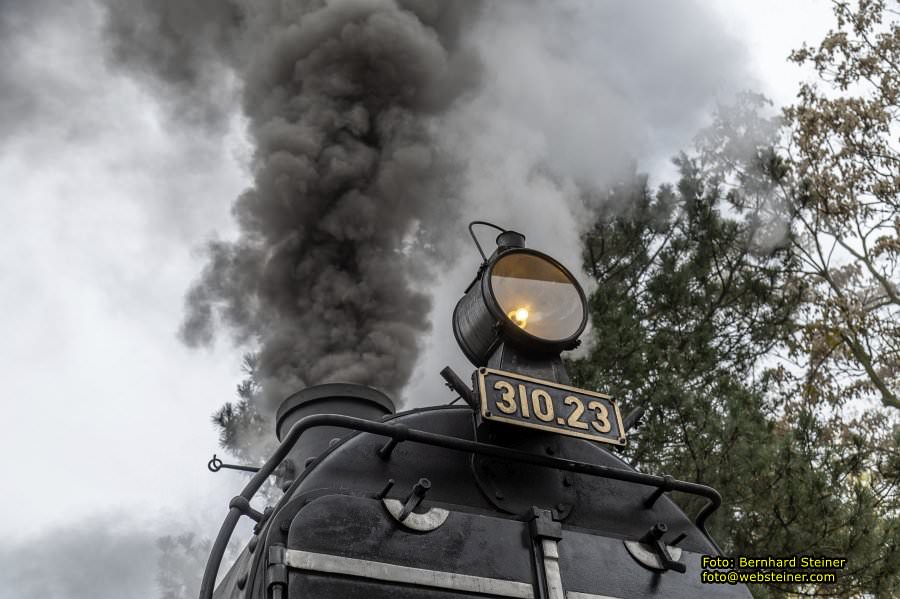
xmin=489 ymin=253 xmax=584 ymax=341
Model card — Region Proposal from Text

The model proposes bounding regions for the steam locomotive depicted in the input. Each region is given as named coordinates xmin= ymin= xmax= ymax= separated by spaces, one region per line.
xmin=200 ymin=224 xmax=750 ymax=599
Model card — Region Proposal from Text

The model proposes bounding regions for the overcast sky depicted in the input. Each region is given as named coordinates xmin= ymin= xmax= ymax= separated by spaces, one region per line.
xmin=0 ymin=2 xmax=834 ymax=597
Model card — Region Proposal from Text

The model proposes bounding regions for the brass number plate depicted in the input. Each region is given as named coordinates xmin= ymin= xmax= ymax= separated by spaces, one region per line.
xmin=476 ymin=368 xmax=626 ymax=446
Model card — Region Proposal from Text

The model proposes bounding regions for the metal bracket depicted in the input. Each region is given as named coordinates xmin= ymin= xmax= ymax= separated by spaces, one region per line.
xmin=624 ymin=523 xmax=685 ymax=573
xmin=529 ymin=508 xmax=565 ymax=599
xmin=399 ymin=478 xmax=431 ymax=521
xmin=623 ymin=406 xmax=646 ymax=432
xmin=440 ymin=366 xmax=478 ymax=409
xmin=208 ymin=454 xmax=260 ymax=474
xmin=382 ymin=478 xmax=448 ymax=531
xmin=643 ymin=474 xmax=675 ymax=508
xmin=528 ymin=507 xmax=562 ymax=541
xmin=229 ymin=496 xmax=264 ymax=523
xmin=382 ymin=498 xmax=449 ymax=531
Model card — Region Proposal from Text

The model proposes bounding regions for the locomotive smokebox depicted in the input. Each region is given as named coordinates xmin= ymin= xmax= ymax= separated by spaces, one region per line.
xmin=274 ymin=383 xmax=395 ymax=488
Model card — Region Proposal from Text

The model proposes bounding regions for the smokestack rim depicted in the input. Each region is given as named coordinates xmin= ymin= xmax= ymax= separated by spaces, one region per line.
xmin=275 ymin=382 xmax=396 ymax=441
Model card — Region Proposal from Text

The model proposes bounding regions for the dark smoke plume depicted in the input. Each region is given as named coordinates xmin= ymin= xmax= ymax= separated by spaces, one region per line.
xmin=100 ymin=0 xmax=754 ymax=416
xmin=103 ymin=0 xmax=480 ymax=406
xmin=101 ymin=0 xmax=242 ymax=129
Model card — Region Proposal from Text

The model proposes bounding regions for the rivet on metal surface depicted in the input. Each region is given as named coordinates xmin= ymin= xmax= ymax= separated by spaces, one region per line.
xmin=236 ymin=573 xmax=247 ymax=590
xmin=545 ymin=446 xmax=555 ymax=455
xmin=494 ymin=490 xmax=504 ymax=500
xmin=248 ymin=535 xmax=259 ymax=554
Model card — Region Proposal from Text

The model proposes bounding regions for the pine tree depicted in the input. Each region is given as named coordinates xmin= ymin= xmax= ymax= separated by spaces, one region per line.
xmin=570 ymin=151 xmax=900 ymax=596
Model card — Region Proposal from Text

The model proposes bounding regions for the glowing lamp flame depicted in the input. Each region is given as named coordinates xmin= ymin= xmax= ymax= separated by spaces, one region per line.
xmin=508 ymin=307 xmax=529 ymax=329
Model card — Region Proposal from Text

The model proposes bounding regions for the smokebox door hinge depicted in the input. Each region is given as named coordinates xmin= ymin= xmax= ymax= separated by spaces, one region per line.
xmin=266 ymin=544 xmax=288 ymax=599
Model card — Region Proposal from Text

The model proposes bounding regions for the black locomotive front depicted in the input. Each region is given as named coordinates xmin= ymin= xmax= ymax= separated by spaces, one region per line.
xmin=200 ymin=224 xmax=750 ymax=599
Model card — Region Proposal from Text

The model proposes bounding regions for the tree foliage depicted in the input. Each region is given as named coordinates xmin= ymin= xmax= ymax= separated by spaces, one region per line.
xmin=571 ymin=151 xmax=900 ymax=596
xmin=572 ymin=2 xmax=900 ymax=591
xmin=785 ymin=0 xmax=900 ymax=411
xmin=212 ymin=352 xmax=274 ymax=463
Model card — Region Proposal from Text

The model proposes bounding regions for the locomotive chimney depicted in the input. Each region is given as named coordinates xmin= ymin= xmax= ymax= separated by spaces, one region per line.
xmin=274 ymin=383 xmax=395 ymax=489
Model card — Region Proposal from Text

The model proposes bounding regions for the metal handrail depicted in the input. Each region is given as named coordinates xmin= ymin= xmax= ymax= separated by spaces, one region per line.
xmin=199 ymin=414 xmax=722 ymax=599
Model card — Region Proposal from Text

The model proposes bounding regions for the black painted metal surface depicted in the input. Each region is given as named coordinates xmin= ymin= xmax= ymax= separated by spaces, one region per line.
xmin=560 ymin=529 xmax=750 ymax=598
xmin=288 ymin=495 xmax=535 ymax=588
xmin=206 ymin=405 xmax=746 ymax=599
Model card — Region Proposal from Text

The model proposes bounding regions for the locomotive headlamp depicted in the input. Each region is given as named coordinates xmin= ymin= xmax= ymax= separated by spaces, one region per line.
xmin=453 ymin=225 xmax=588 ymax=367
xmin=490 ymin=251 xmax=585 ymax=341
xmin=509 ymin=307 xmax=529 ymax=329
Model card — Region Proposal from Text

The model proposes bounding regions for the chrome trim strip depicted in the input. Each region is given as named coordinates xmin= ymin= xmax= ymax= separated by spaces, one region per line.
xmin=284 ymin=549 xmax=534 ymax=598
xmin=541 ymin=539 xmax=565 ymax=599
